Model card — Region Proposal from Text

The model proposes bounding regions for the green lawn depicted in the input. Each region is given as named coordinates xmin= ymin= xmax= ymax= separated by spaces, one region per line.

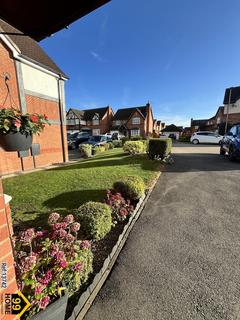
xmin=3 ymin=148 xmax=161 ymax=229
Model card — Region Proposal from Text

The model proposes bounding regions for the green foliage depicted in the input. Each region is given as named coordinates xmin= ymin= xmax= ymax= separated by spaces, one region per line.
xmin=113 ymin=176 xmax=145 ymax=201
xmin=141 ymin=139 xmax=149 ymax=153
xmin=92 ymin=145 xmax=105 ymax=156
xmin=179 ymin=136 xmax=191 ymax=142
xmin=121 ymin=137 xmax=129 ymax=145
xmin=123 ymin=141 xmax=144 ymax=155
xmin=148 ymin=138 xmax=172 ymax=160
xmin=112 ymin=140 xmax=123 ymax=148
xmin=76 ymin=202 xmax=112 ymax=240
xmin=79 ymin=144 xmax=92 ymax=158
xmin=104 ymin=143 xmax=110 ymax=151
xmin=130 ymin=135 xmax=143 ymax=141
xmin=108 ymin=142 xmax=114 ymax=149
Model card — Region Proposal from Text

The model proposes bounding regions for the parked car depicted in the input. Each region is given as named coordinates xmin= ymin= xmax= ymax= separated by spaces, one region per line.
xmin=220 ymin=124 xmax=240 ymax=160
xmin=68 ymin=132 xmax=91 ymax=149
xmin=80 ymin=135 xmax=109 ymax=147
xmin=190 ymin=131 xmax=223 ymax=144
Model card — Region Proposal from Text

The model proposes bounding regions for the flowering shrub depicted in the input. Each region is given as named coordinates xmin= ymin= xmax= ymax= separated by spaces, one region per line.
xmin=105 ymin=190 xmax=134 ymax=223
xmin=76 ymin=202 xmax=112 ymax=240
xmin=0 ymin=108 xmax=50 ymax=136
xmin=14 ymin=213 xmax=93 ymax=317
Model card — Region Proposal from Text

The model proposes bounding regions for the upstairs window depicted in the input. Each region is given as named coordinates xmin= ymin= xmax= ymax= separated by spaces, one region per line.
xmin=92 ymin=113 xmax=100 ymax=125
xmin=132 ymin=117 xmax=140 ymax=125
xmin=115 ymin=120 xmax=121 ymax=126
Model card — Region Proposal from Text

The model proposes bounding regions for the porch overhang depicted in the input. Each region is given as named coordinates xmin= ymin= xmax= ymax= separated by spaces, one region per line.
xmin=0 ymin=0 xmax=111 ymax=41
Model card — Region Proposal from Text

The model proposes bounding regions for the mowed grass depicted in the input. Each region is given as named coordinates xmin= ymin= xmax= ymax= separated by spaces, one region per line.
xmin=3 ymin=148 xmax=161 ymax=228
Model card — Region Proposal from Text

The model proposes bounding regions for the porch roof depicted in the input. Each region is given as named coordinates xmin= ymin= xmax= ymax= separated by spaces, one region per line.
xmin=0 ymin=0 xmax=110 ymax=41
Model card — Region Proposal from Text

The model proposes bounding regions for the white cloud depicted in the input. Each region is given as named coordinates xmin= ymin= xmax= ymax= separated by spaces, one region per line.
xmin=159 ymin=114 xmax=190 ymax=127
xmin=90 ymin=51 xmax=103 ymax=62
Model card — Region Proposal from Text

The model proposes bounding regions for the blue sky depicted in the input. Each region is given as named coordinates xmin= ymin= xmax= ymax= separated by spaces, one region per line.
xmin=41 ymin=0 xmax=240 ymax=127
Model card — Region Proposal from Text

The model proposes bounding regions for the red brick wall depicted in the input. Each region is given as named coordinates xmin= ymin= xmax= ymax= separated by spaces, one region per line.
xmin=0 ymin=179 xmax=18 ymax=320
xmin=126 ymin=111 xmax=146 ymax=137
xmin=0 ymin=40 xmax=68 ymax=176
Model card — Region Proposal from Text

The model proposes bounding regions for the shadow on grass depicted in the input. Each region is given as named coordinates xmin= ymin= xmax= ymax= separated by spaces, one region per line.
xmin=13 ymin=189 xmax=107 ymax=231
xmin=43 ymin=189 xmax=106 ymax=210
xmin=47 ymin=153 xmax=160 ymax=172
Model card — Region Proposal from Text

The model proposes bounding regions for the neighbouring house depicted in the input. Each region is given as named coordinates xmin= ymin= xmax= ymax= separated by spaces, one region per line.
xmin=0 ymin=19 xmax=69 ymax=176
xmin=66 ymin=106 xmax=114 ymax=135
xmin=161 ymin=124 xmax=183 ymax=140
xmin=111 ymin=103 xmax=154 ymax=137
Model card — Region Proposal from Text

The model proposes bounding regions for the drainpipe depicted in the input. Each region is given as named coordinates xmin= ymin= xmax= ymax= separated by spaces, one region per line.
xmin=225 ymin=87 xmax=232 ymax=134
xmin=57 ymin=76 xmax=67 ymax=163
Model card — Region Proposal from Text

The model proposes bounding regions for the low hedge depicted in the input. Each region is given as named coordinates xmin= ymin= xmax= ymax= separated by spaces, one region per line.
xmin=79 ymin=144 xmax=92 ymax=158
xmin=148 ymin=138 xmax=172 ymax=160
xmin=112 ymin=140 xmax=123 ymax=148
xmin=123 ymin=141 xmax=144 ymax=155
xmin=92 ymin=145 xmax=105 ymax=156
xmin=113 ymin=176 xmax=145 ymax=201
xmin=179 ymin=136 xmax=191 ymax=142
xmin=76 ymin=202 xmax=112 ymax=240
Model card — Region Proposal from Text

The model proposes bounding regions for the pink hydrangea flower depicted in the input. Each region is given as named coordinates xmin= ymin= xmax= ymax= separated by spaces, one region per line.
xmin=48 ymin=212 xmax=60 ymax=224
xmin=71 ymin=222 xmax=80 ymax=233
xmin=38 ymin=296 xmax=50 ymax=309
xmin=80 ymin=240 xmax=91 ymax=250
xmin=55 ymin=251 xmax=65 ymax=261
xmin=35 ymin=285 xmax=44 ymax=295
xmin=73 ymin=262 xmax=83 ymax=272
xmin=20 ymin=228 xmax=35 ymax=242
xmin=59 ymin=260 xmax=67 ymax=268
xmin=66 ymin=234 xmax=75 ymax=243
xmin=21 ymin=255 xmax=36 ymax=272
xmin=63 ymin=214 xmax=74 ymax=224
xmin=38 ymin=270 xmax=52 ymax=285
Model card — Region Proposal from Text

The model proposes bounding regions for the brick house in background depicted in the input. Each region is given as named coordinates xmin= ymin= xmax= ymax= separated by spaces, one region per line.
xmin=161 ymin=124 xmax=183 ymax=140
xmin=111 ymin=103 xmax=154 ymax=137
xmin=66 ymin=106 xmax=113 ymax=135
xmin=0 ymin=19 xmax=68 ymax=176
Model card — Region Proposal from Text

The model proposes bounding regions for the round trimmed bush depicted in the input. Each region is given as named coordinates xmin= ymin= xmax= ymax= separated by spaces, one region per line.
xmin=123 ymin=141 xmax=144 ymax=155
xmin=76 ymin=202 xmax=112 ymax=240
xmin=113 ymin=176 xmax=145 ymax=201
xmin=79 ymin=144 xmax=92 ymax=158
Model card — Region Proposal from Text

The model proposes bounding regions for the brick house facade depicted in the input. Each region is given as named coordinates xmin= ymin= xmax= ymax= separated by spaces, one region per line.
xmin=66 ymin=106 xmax=113 ymax=135
xmin=0 ymin=19 xmax=68 ymax=176
xmin=111 ymin=103 xmax=154 ymax=137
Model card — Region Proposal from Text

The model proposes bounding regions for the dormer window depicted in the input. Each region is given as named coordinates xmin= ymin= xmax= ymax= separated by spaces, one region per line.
xmin=132 ymin=117 xmax=140 ymax=125
xmin=115 ymin=120 xmax=121 ymax=126
xmin=92 ymin=113 xmax=100 ymax=125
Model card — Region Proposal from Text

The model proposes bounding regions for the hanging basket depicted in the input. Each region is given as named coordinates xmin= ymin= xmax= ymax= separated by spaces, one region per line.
xmin=0 ymin=132 xmax=32 ymax=152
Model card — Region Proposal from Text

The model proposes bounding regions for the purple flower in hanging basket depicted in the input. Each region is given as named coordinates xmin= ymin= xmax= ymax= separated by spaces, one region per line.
xmin=73 ymin=262 xmax=83 ymax=272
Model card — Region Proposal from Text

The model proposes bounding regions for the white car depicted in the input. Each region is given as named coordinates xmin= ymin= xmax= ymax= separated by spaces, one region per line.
xmin=190 ymin=131 xmax=223 ymax=144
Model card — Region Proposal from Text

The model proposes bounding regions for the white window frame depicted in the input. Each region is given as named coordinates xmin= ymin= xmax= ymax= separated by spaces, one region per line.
xmin=93 ymin=119 xmax=100 ymax=125
xmin=92 ymin=129 xmax=100 ymax=136
xmin=132 ymin=117 xmax=140 ymax=125
xmin=115 ymin=120 xmax=121 ymax=126
xmin=131 ymin=129 xmax=140 ymax=137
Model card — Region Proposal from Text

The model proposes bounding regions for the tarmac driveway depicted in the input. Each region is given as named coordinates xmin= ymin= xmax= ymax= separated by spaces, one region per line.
xmin=85 ymin=143 xmax=240 ymax=320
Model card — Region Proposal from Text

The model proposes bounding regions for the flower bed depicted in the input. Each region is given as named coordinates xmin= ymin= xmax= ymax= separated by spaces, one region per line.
xmin=14 ymin=175 xmax=152 ymax=320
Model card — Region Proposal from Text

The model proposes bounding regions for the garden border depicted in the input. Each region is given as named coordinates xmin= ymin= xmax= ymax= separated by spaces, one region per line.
xmin=67 ymin=171 xmax=161 ymax=320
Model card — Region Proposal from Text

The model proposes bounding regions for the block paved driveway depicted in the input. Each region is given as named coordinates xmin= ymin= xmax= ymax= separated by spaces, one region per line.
xmin=85 ymin=143 xmax=240 ymax=320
